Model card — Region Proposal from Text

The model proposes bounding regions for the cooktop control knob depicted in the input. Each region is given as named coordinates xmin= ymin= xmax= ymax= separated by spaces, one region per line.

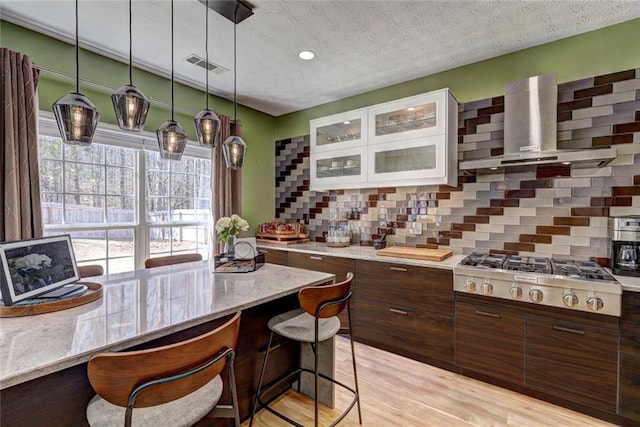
xmin=587 ymin=296 xmax=604 ymax=312
xmin=529 ymin=289 xmax=543 ymax=303
xmin=481 ymin=281 xmax=493 ymax=295
xmin=563 ymin=292 xmax=579 ymax=308
xmin=509 ymin=286 xmax=523 ymax=299
xmin=464 ymin=279 xmax=476 ymax=293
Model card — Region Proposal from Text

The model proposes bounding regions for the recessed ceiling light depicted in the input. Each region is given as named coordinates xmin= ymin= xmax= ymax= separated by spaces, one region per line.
xmin=298 ymin=50 xmax=315 ymax=60
xmin=343 ymin=121 xmax=350 ymax=124
xmin=490 ymin=167 xmax=498 ymax=170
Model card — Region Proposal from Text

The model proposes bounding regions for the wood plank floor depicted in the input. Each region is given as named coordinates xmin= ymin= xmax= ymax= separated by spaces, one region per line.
xmin=246 ymin=336 xmax=618 ymax=427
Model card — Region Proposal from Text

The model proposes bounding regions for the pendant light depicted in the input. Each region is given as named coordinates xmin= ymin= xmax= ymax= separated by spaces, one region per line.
xmin=112 ymin=0 xmax=150 ymax=132
xmin=194 ymin=0 xmax=221 ymax=147
xmin=156 ymin=0 xmax=188 ymax=161
xmin=222 ymin=4 xmax=247 ymax=169
xmin=52 ymin=0 xmax=100 ymax=146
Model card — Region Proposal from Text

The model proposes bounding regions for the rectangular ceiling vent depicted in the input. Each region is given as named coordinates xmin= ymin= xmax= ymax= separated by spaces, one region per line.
xmin=185 ymin=54 xmax=228 ymax=74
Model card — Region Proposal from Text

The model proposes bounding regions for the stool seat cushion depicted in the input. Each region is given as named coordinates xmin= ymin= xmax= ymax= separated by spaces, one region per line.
xmin=268 ymin=308 xmax=340 ymax=343
xmin=86 ymin=374 xmax=223 ymax=427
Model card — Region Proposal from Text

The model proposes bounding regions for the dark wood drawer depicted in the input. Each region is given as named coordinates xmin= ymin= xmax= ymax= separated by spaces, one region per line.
xmin=262 ymin=248 xmax=288 ymax=265
xmin=353 ymin=298 xmax=453 ymax=364
xmin=525 ymin=314 xmax=618 ymax=413
xmin=288 ymin=252 xmax=355 ymax=328
xmin=355 ymin=259 xmax=453 ymax=315
xmin=455 ymin=301 xmax=524 ymax=384
xmin=621 ymin=291 xmax=640 ymax=355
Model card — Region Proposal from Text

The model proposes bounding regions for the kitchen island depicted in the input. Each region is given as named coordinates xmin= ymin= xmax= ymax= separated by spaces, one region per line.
xmin=0 ymin=261 xmax=334 ymax=426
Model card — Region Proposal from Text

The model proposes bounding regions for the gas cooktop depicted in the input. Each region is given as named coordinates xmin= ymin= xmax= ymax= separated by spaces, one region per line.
xmin=454 ymin=252 xmax=622 ymax=316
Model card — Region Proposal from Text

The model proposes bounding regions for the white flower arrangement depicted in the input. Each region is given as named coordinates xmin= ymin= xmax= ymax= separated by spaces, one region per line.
xmin=12 ymin=253 xmax=52 ymax=272
xmin=215 ymin=214 xmax=249 ymax=246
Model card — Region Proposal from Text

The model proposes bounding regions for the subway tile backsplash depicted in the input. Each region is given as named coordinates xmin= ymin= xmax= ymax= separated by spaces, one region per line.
xmin=274 ymin=69 xmax=640 ymax=265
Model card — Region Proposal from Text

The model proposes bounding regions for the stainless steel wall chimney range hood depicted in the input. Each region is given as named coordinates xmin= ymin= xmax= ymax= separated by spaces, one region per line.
xmin=459 ymin=73 xmax=617 ymax=173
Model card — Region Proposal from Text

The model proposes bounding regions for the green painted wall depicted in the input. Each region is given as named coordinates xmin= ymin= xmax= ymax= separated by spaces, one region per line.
xmin=1 ymin=20 xmax=276 ymax=235
xmin=275 ymin=18 xmax=640 ymax=140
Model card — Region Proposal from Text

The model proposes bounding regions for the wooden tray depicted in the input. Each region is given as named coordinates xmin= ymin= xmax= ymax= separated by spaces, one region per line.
xmin=256 ymin=232 xmax=309 ymax=241
xmin=256 ymin=238 xmax=310 ymax=246
xmin=376 ymin=246 xmax=453 ymax=262
xmin=0 ymin=282 xmax=103 ymax=317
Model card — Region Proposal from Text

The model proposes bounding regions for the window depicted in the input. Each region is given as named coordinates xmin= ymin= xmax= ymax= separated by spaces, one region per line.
xmin=38 ymin=115 xmax=212 ymax=274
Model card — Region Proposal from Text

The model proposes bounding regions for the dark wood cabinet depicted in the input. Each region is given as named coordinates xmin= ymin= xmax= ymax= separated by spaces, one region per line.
xmin=353 ymin=259 xmax=454 ymax=366
xmin=525 ymin=313 xmax=618 ymax=413
xmin=287 ymin=252 xmax=355 ymax=328
xmin=455 ymin=296 xmax=524 ymax=384
xmin=619 ymin=291 xmax=640 ymax=421
xmin=262 ymin=248 xmax=288 ymax=265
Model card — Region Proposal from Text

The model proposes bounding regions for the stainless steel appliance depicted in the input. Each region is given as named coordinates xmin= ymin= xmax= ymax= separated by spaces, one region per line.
xmin=454 ymin=253 xmax=622 ymax=316
xmin=612 ymin=216 xmax=640 ymax=277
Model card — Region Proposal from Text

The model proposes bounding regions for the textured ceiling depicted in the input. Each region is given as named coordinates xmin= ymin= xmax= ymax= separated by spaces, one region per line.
xmin=2 ymin=1 xmax=640 ymax=116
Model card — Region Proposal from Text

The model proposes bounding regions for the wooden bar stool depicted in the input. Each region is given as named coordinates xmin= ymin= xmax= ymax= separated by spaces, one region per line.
xmin=86 ymin=312 xmax=241 ymax=427
xmin=78 ymin=265 xmax=104 ymax=278
xmin=250 ymin=273 xmax=361 ymax=427
xmin=144 ymin=253 xmax=202 ymax=269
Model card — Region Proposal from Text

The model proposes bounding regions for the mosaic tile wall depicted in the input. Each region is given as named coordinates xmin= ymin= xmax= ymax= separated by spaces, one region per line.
xmin=275 ymin=69 xmax=640 ymax=264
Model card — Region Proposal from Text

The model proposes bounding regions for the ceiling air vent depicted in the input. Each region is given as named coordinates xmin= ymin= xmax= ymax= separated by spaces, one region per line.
xmin=185 ymin=54 xmax=228 ymax=74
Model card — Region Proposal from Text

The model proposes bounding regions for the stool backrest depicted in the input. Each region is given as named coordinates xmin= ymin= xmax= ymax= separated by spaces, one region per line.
xmin=87 ymin=312 xmax=241 ymax=408
xmin=299 ymin=272 xmax=353 ymax=318
xmin=78 ymin=264 xmax=104 ymax=278
xmin=144 ymin=253 xmax=203 ymax=269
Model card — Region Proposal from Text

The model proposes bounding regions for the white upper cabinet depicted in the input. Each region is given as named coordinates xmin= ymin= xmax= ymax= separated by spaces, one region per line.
xmin=310 ymin=108 xmax=367 ymax=153
xmin=309 ymin=88 xmax=458 ymax=191
xmin=368 ymin=89 xmax=448 ymax=145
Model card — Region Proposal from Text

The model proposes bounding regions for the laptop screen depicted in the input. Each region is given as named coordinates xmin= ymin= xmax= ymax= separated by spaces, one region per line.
xmin=0 ymin=235 xmax=80 ymax=305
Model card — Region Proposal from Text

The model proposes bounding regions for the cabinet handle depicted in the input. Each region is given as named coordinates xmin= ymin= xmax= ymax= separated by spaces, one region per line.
xmin=261 ymin=250 xmax=269 ymax=253
xmin=310 ymin=256 xmax=323 ymax=260
xmin=389 ymin=267 xmax=408 ymax=272
xmin=389 ymin=308 xmax=409 ymax=315
xmin=552 ymin=325 xmax=585 ymax=335
xmin=474 ymin=310 xmax=501 ymax=318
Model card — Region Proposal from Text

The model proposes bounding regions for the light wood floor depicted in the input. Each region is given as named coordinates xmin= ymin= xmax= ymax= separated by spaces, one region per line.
xmin=246 ymin=336 xmax=618 ymax=427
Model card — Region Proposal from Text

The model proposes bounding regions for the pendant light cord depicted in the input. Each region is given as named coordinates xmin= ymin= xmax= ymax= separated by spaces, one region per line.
xmin=128 ymin=0 xmax=133 ymax=86
xmin=171 ymin=0 xmax=175 ymax=121
xmin=205 ymin=0 xmax=209 ymax=110
xmin=75 ymin=0 xmax=79 ymax=94
xmin=233 ymin=3 xmax=238 ymax=122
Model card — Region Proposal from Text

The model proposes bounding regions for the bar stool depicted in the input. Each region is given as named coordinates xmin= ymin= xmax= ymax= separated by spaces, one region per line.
xmin=78 ymin=265 xmax=104 ymax=278
xmin=250 ymin=273 xmax=361 ymax=427
xmin=144 ymin=253 xmax=202 ymax=268
xmin=86 ymin=312 xmax=241 ymax=427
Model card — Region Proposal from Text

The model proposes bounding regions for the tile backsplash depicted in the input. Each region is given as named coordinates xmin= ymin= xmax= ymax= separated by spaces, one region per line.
xmin=275 ymin=69 xmax=640 ymax=265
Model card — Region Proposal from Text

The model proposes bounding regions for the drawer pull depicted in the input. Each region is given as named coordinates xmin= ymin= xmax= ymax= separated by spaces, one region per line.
xmin=389 ymin=308 xmax=408 ymax=315
xmin=309 ymin=256 xmax=323 ymax=260
xmin=474 ymin=310 xmax=501 ymax=318
xmin=389 ymin=267 xmax=408 ymax=272
xmin=552 ymin=325 xmax=585 ymax=335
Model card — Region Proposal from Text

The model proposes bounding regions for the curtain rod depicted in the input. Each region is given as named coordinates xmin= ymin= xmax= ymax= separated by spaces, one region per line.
xmin=35 ymin=64 xmax=199 ymax=116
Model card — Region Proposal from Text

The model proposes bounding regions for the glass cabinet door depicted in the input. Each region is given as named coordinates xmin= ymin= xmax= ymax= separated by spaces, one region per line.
xmin=368 ymin=90 xmax=447 ymax=145
xmin=310 ymin=109 xmax=367 ymax=153
xmin=368 ymin=135 xmax=445 ymax=184
xmin=310 ymin=147 xmax=367 ymax=191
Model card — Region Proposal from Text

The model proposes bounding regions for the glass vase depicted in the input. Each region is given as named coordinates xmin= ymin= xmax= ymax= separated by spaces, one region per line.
xmin=224 ymin=235 xmax=236 ymax=259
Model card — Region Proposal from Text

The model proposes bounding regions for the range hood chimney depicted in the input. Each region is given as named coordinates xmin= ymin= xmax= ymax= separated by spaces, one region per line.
xmin=459 ymin=73 xmax=617 ymax=173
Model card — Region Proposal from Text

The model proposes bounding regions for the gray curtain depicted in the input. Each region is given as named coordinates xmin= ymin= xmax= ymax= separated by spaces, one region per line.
xmin=210 ymin=114 xmax=242 ymax=256
xmin=0 ymin=48 xmax=42 ymax=241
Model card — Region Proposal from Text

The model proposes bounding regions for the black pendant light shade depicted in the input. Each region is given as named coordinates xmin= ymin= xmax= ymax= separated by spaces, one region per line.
xmin=157 ymin=0 xmax=187 ymax=161
xmin=194 ymin=109 xmax=221 ymax=147
xmin=156 ymin=120 xmax=188 ymax=160
xmin=223 ymin=3 xmax=247 ymax=169
xmin=112 ymin=84 xmax=150 ymax=131
xmin=112 ymin=0 xmax=149 ymax=132
xmin=53 ymin=0 xmax=100 ymax=145
xmin=53 ymin=93 xmax=100 ymax=146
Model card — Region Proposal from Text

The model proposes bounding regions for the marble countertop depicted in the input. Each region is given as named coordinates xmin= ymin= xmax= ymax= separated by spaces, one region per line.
xmin=0 ymin=261 xmax=334 ymax=390
xmin=615 ymin=274 xmax=640 ymax=292
xmin=257 ymin=242 xmax=465 ymax=270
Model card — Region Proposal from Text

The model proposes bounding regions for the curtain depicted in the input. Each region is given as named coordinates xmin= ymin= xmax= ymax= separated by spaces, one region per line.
xmin=210 ymin=114 xmax=243 ymax=256
xmin=0 ymin=48 xmax=42 ymax=242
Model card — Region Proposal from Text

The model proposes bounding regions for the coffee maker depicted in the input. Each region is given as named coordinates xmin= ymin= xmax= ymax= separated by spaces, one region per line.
xmin=612 ymin=217 xmax=640 ymax=277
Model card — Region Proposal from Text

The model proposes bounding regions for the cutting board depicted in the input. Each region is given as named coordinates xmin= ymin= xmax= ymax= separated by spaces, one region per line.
xmin=376 ymin=246 xmax=453 ymax=262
